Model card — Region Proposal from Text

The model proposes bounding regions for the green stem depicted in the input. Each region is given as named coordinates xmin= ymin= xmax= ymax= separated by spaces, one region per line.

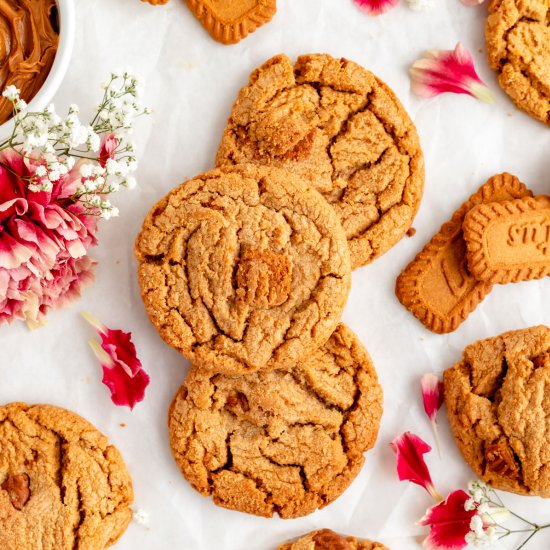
xmin=516 ymin=530 xmax=539 ymax=550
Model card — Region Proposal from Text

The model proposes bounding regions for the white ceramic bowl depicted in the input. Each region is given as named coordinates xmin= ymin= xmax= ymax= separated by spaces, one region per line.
xmin=0 ymin=0 xmax=75 ymax=138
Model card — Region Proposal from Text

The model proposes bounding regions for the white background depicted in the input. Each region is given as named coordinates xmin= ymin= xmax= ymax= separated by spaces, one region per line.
xmin=2 ymin=0 xmax=550 ymax=548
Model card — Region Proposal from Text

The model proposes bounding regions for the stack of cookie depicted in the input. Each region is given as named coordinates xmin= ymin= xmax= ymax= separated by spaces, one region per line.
xmin=396 ymin=173 xmax=550 ymax=334
xmin=135 ymin=53 xmax=425 ymax=519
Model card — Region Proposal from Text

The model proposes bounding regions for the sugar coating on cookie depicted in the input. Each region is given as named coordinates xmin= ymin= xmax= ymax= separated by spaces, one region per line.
xmin=168 ymin=324 xmax=383 ymax=518
xmin=278 ymin=529 xmax=388 ymax=550
xmin=444 ymin=326 xmax=550 ymax=497
xmin=216 ymin=54 xmax=424 ymax=269
xmin=135 ymin=164 xmax=351 ymax=375
xmin=0 ymin=403 xmax=133 ymax=550
xmin=486 ymin=0 xmax=550 ymax=125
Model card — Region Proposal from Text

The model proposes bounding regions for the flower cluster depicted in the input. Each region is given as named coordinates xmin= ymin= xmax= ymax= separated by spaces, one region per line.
xmin=0 ymin=72 xmax=150 ymax=326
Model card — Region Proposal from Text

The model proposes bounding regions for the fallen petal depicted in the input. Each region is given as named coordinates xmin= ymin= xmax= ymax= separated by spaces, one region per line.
xmin=353 ymin=0 xmax=399 ymax=16
xmin=410 ymin=43 xmax=494 ymax=103
xmin=391 ymin=432 xmax=441 ymax=500
xmin=421 ymin=373 xmax=444 ymax=421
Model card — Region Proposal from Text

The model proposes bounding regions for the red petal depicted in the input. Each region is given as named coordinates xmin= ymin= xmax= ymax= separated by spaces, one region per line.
xmin=421 ymin=373 xmax=444 ymax=421
xmin=391 ymin=432 xmax=439 ymax=498
xmin=102 ymin=363 xmax=150 ymax=410
xmin=353 ymin=0 xmax=399 ymax=15
xmin=419 ymin=490 xmax=477 ymax=550
xmin=98 ymin=134 xmax=119 ymax=168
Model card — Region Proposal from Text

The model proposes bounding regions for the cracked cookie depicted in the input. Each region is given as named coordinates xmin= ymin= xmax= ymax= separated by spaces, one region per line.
xmin=216 ymin=54 xmax=424 ymax=269
xmin=486 ymin=0 xmax=550 ymax=125
xmin=444 ymin=326 xmax=550 ymax=496
xmin=168 ymin=324 xmax=383 ymax=518
xmin=0 ymin=403 xmax=133 ymax=550
xmin=135 ymin=163 xmax=351 ymax=375
xmin=278 ymin=529 xmax=389 ymax=550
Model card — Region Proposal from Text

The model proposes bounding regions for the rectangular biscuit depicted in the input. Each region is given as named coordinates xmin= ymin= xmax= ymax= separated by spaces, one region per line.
xmin=395 ymin=173 xmax=532 ymax=334
xmin=464 ymin=195 xmax=550 ymax=284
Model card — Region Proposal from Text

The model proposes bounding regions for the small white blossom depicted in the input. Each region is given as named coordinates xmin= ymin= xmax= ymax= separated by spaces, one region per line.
xmin=2 ymin=85 xmax=19 ymax=101
xmin=124 ymin=176 xmax=137 ymax=190
xmin=35 ymin=165 xmax=47 ymax=177
xmin=28 ymin=183 xmax=41 ymax=193
xmin=48 ymin=170 xmax=60 ymax=182
xmin=80 ymin=163 xmax=94 ymax=178
xmin=464 ymin=498 xmax=476 ymax=512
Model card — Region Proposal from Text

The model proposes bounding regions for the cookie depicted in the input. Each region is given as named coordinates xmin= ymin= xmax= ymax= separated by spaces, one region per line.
xmin=185 ymin=0 xmax=276 ymax=45
xmin=216 ymin=54 xmax=424 ymax=269
xmin=444 ymin=325 xmax=550 ymax=497
xmin=278 ymin=529 xmax=389 ymax=550
xmin=464 ymin=195 xmax=550 ymax=284
xmin=168 ymin=324 xmax=383 ymax=518
xmin=135 ymin=164 xmax=351 ymax=375
xmin=395 ymin=173 xmax=532 ymax=334
xmin=141 ymin=0 xmax=170 ymax=5
xmin=486 ymin=0 xmax=550 ymax=125
xmin=0 ymin=403 xmax=133 ymax=550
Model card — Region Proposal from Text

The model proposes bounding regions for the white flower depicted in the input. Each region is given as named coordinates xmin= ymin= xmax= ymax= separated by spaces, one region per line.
xmin=40 ymin=179 xmax=53 ymax=192
xmin=35 ymin=165 xmax=47 ymax=177
xmin=2 ymin=85 xmax=20 ymax=101
xmin=407 ymin=0 xmax=434 ymax=10
xmin=48 ymin=170 xmax=60 ymax=182
xmin=68 ymin=104 xmax=79 ymax=114
xmin=89 ymin=195 xmax=102 ymax=207
xmin=68 ymin=124 xmax=88 ymax=148
xmin=133 ymin=509 xmax=149 ymax=527
xmin=124 ymin=176 xmax=137 ymax=190
xmin=86 ymin=127 xmax=101 ymax=152
xmin=79 ymin=163 xmax=94 ymax=178
xmin=15 ymin=99 xmax=27 ymax=111
xmin=464 ymin=498 xmax=476 ymax=512
xmin=28 ymin=183 xmax=41 ymax=193
xmin=65 ymin=157 xmax=76 ymax=170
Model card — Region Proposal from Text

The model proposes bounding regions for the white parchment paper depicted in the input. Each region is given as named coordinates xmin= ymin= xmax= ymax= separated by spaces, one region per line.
xmin=2 ymin=0 xmax=550 ymax=548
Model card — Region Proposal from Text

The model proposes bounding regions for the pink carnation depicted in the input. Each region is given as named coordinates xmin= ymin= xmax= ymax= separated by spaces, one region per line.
xmin=0 ymin=150 xmax=97 ymax=327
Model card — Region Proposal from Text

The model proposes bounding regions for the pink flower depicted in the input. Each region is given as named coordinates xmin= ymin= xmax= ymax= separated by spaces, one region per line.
xmin=410 ymin=43 xmax=493 ymax=103
xmin=98 ymin=133 xmax=119 ymax=168
xmin=422 ymin=373 xmax=444 ymax=456
xmin=353 ymin=0 xmax=399 ymax=16
xmin=83 ymin=312 xmax=150 ymax=410
xmin=391 ymin=432 xmax=441 ymax=500
xmin=419 ymin=490 xmax=477 ymax=550
xmin=0 ymin=151 xmax=97 ymax=327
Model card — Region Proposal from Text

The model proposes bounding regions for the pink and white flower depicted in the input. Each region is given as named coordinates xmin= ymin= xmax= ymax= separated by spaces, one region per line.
xmin=410 ymin=43 xmax=493 ymax=103
xmin=421 ymin=373 xmax=444 ymax=456
xmin=391 ymin=432 xmax=441 ymax=500
xmin=0 ymin=151 xmax=97 ymax=327
xmin=83 ymin=312 xmax=150 ymax=410
xmin=353 ymin=0 xmax=399 ymax=16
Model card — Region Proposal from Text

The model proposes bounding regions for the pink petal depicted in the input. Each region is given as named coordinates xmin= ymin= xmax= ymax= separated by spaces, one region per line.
xmin=98 ymin=133 xmax=119 ymax=168
xmin=0 ymin=232 xmax=32 ymax=269
xmin=84 ymin=313 xmax=150 ymax=410
xmin=419 ymin=490 xmax=477 ymax=550
xmin=460 ymin=0 xmax=485 ymax=5
xmin=353 ymin=0 xmax=399 ymax=15
xmin=421 ymin=373 xmax=444 ymax=422
xmin=390 ymin=432 xmax=440 ymax=499
xmin=410 ymin=43 xmax=493 ymax=102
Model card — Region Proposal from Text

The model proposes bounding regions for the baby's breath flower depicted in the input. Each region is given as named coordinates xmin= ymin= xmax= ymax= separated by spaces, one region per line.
xmin=2 ymin=84 xmax=19 ymax=101
xmin=35 ymin=165 xmax=47 ymax=177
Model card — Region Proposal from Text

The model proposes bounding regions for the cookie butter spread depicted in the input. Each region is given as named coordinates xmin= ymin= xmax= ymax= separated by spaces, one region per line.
xmin=0 ymin=0 xmax=59 ymax=125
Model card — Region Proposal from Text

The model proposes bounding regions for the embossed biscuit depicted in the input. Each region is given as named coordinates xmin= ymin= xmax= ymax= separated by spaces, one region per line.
xmin=278 ymin=529 xmax=389 ymax=550
xmin=135 ymin=164 xmax=351 ymax=375
xmin=185 ymin=0 xmax=276 ymax=45
xmin=444 ymin=325 xmax=550 ymax=497
xmin=464 ymin=195 xmax=550 ymax=284
xmin=168 ymin=324 xmax=382 ymax=518
xmin=395 ymin=173 xmax=532 ymax=334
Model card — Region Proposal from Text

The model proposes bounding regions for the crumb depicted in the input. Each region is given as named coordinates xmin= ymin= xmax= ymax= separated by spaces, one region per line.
xmin=119 ymin=423 xmax=126 ymax=428
xmin=478 ymin=48 xmax=483 ymax=53
xmin=406 ymin=227 xmax=417 ymax=237
xmin=116 ymin=260 xmax=120 ymax=264
xmin=133 ymin=508 xmax=149 ymax=527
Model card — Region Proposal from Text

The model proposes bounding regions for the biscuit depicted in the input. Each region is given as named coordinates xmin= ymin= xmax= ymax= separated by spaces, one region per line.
xmin=185 ymin=0 xmax=276 ymax=45
xmin=135 ymin=164 xmax=351 ymax=375
xmin=216 ymin=54 xmax=424 ymax=269
xmin=486 ymin=0 xmax=550 ymax=125
xmin=0 ymin=403 xmax=133 ymax=550
xmin=444 ymin=325 xmax=550 ymax=497
xmin=464 ymin=195 xmax=550 ymax=284
xmin=278 ymin=529 xmax=389 ymax=550
xmin=168 ymin=324 xmax=383 ymax=518
xmin=395 ymin=173 xmax=532 ymax=334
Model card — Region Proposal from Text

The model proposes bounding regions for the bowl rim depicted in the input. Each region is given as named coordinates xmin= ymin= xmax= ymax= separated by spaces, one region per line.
xmin=0 ymin=0 xmax=75 ymax=135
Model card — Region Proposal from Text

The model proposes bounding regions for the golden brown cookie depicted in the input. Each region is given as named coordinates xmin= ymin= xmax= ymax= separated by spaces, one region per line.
xmin=185 ymin=0 xmax=276 ymax=45
xmin=464 ymin=195 xmax=550 ymax=284
xmin=0 ymin=403 xmax=133 ymax=550
xmin=216 ymin=54 xmax=424 ymax=269
xmin=444 ymin=326 xmax=550 ymax=497
xmin=486 ymin=0 xmax=550 ymax=125
xmin=395 ymin=173 xmax=532 ymax=334
xmin=135 ymin=164 xmax=351 ymax=375
xmin=168 ymin=324 xmax=383 ymax=518
xmin=141 ymin=0 xmax=170 ymax=5
xmin=278 ymin=529 xmax=389 ymax=550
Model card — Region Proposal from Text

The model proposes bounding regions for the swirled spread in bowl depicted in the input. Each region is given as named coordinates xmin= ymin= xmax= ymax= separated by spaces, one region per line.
xmin=0 ymin=0 xmax=59 ymax=125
